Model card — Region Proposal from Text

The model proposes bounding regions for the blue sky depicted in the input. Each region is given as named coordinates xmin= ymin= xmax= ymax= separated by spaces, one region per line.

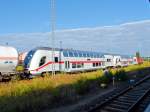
xmin=0 ymin=0 xmax=150 ymax=34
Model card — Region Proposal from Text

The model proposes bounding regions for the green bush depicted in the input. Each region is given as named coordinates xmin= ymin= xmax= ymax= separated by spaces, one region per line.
xmin=115 ymin=69 xmax=128 ymax=81
xmin=99 ymin=70 xmax=113 ymax=84
xmin=99 ymin=75 xmax=110 ymax=84
xmin=73 ymin=77 xmax=91 ymax=95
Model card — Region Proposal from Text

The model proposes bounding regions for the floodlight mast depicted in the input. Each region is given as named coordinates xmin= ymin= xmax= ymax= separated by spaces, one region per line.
xmin=51 ymin=0 xmax=56 ymax=75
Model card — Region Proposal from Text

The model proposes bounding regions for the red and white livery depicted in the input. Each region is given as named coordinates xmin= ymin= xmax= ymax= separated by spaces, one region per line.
xmin=24 ymin=47 xmax=138 ymax=76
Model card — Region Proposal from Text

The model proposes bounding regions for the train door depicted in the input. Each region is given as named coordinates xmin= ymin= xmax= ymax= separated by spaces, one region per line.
xmin=54 ymin=56 xmax=59 ymax=71
xmin=65 ymin=61 xmax=70 ymax=71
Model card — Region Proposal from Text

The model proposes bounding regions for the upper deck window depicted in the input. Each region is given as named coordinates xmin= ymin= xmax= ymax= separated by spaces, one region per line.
xmin=63 ymin=51 xmax=69 ymax=57
xmin=68 ymin=51 xmax=74 ymax=57
xmin=78 ymin=51 xmax=83 ymax=57
xmin=73 ymin=51 xmax=79 ymax=57
xmin=83 ymin=52 xmax=87 ymax=57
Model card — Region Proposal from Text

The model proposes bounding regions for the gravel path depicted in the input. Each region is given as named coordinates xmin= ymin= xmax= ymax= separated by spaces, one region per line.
xmin=44 ymin=85 xmax=115 ymax=112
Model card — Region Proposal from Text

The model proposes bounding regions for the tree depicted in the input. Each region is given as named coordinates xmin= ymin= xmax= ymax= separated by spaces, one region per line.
xmin=136 ymin=51 xmax=140 ymax=58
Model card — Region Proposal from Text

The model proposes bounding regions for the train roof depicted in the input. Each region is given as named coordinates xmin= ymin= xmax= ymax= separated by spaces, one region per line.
xmin=30 ymin=47 xmax=133 ymax=58
xmin=32 ymin=47 xmax=105 ymax=58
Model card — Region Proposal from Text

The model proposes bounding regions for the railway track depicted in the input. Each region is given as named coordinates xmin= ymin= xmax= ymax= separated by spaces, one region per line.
xmin=87 ymin=75 xmax=150 ymax=112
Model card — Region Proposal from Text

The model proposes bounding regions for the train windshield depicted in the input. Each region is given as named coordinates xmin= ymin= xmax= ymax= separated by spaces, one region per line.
xmin=24 ymin=50 xmax=36 ymax=68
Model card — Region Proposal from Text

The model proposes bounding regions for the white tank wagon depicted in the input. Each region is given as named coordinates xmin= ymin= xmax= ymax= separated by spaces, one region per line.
xmin=0 ymin=46 xmax=18 ymax=80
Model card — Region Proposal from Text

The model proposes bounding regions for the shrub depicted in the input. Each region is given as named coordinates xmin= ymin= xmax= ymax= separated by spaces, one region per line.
xmin=99 ymin=70 xmax=113 ymax=84
xmin=99 ymin=75 xmax=110 ymax=84
xmin=73 ymin=77 xmax=91 ymax=95
xmin=115 ymin=69 xmax=128 ymax=81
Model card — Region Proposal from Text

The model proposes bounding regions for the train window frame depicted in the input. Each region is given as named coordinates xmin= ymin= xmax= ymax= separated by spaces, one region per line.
xmin=39 ymin=56 xmax=46 ymax=67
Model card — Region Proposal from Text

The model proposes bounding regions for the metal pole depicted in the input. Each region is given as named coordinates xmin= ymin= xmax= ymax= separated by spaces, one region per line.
xmin=59 ymin=41 xmax=62 ymax=72
xmin=51 ymin=0 xmax=56 ymax=75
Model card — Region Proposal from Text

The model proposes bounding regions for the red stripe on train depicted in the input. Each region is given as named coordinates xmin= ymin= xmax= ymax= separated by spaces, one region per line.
xmin=30 ymin=60 xmax=103 ymax=72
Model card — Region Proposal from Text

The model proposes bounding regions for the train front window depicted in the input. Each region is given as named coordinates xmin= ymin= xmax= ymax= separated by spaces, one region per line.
xmin=24 ymin=50 xmax=36 ymax=68
xmin=39 ymin=56 xmax=46 ymax=67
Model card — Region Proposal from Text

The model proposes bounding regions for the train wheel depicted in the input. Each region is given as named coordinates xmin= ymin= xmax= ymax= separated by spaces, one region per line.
xmin=41 ymin=72 xmax=45 ymax=77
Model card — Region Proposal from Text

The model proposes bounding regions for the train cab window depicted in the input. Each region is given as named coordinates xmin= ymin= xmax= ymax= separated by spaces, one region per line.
xmin=54 ymin=57 xmax=59 ymax=62
xmin=39 ymin=56 xmax=46 ymax=67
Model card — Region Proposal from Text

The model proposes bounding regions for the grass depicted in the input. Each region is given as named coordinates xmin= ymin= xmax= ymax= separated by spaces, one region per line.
xmin=0 ymin=61 xmax=150 ymax=112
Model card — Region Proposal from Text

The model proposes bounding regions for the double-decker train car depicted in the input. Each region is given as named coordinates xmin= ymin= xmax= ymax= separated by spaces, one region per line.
xmin=23 ymin=47 xmax=138 ymax=77
xmin=24 ymin=47 xmax=106 ymax=76
xmin=104 ymin=54 xmax=136 ymax=68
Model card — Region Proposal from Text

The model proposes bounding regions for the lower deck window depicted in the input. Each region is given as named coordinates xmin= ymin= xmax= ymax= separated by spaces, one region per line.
xmin=72 ymin=63 xmax=84 ymax=68
xmin=93 ymin=63 xmax=96 ymax=67
xmin=72 ymin=63 xmax=76 ymax=68
xmin=96 ymin=63 xmax=99 ymax=66
xmin=99 ymin=62 xmax=101 ymax=66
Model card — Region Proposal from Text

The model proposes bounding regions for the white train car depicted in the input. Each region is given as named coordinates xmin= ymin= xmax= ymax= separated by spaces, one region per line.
xmin=103 ymin=55 xmax=114 ymax=67
xmin=104 ymin=54 xmax=135 ymax=68
xmin=0 ymin=46 xmax=18 ymax=80
xmin=23 ymin=47 xmax=137 ymax=77
xmin=24 ymin=47 xmax=106 ymax=76
xmin=120 ymin=55 xmax=134 ymax=67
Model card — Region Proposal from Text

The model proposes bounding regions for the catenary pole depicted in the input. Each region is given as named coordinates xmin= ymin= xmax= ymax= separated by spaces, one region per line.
xmin=51 ymin=0 xmax=56 ymax=75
